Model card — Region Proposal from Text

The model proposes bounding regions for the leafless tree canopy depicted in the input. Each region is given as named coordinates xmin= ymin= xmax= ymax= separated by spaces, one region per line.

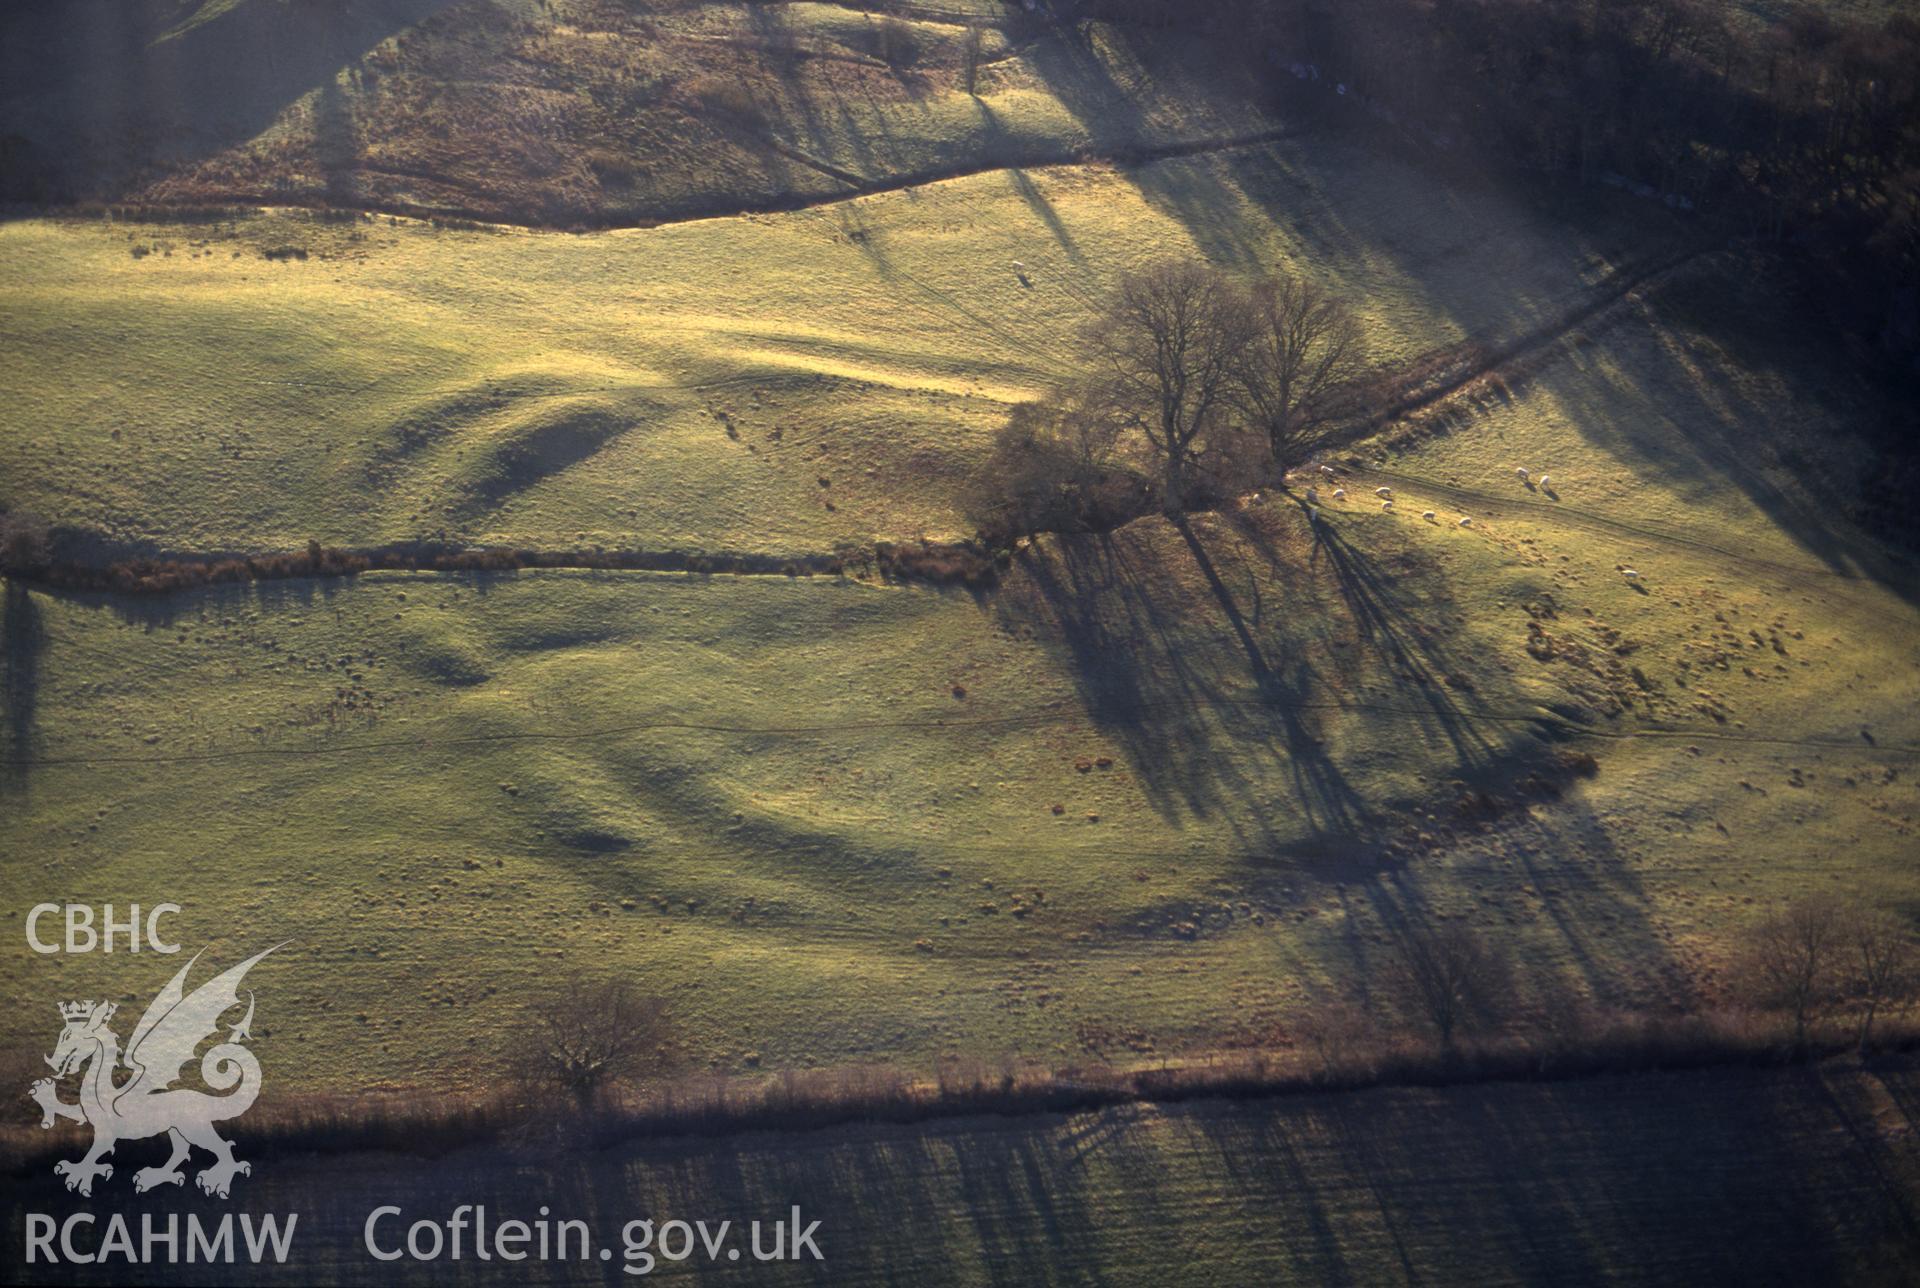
xmin=1848 ymin=908 xmax=1917 ymax=1050
xmin=1080 ymin=259 xmax=1255 ymax=516
xmin=961 ymin=395 xmax=1139 ymax=540
xmin=1233 ymin=274 xmax=1367 ymax=473
xmin=989 ymin=259 xmax=1372 ymax=528
xmin=1735 ymin=896 xmax=1920 ymax=1049
xmin=1386 ymin=921 xmax=1510 ymax=1046
xmin=510 ymin=975 xmax=674 ymax=1109
xmin=1740 ymin=895 xmax=1845 ymax=1047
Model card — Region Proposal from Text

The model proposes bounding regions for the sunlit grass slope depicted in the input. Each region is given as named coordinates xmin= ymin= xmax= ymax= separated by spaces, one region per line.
xmin=4 ymin=451 xmax=1915 ymax=1089
xmin=1 ymin=134 xmax=1665 ymax=556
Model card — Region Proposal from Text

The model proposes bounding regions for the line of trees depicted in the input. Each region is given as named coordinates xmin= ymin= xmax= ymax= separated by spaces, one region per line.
xmin=1740 ymin=894 xmax=1918 ymax=1051
xmin=498 ymin=894 xmax=1914 ymax=1119
xmin=966 ymin=258 xmax=1367 ymax=541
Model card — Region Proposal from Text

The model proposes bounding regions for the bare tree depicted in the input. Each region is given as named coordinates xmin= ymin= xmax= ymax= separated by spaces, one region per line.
xmin=1080 ymin=260 xmax=1253 ymax=517
xmin=1741 ymin=895 xmax=1844 ymax=1048
xmin=1231 ymin=273 xmax=1367 ymax=476
xmin=1386 ymin=921 xmax=1508 ymax=1047
xmin=509 ymin=975 xmax=673 ymax=1111
xmin=1846 ymin=908 xmax=1916 ymax=1052
xmin=1292 ymin=997 xmax=1377 ymax=1083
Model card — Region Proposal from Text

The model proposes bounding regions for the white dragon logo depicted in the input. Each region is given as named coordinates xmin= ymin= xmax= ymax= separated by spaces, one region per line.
xmin=28 ymin=946 xmax=282 ymax=1199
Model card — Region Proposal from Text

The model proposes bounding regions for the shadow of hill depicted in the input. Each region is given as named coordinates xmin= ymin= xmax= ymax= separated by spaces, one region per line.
xmin=1567 ymin=265 xmax=1920 ymax=605
xmin=0 ymin=0 xmax=450 ymax=202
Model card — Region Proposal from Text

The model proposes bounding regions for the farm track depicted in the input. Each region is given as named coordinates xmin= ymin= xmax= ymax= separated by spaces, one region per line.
xmin=176 ymin=124 xmax=1310 ymax=234
xmin=1361 ymin=242 xmax=1710 ymax=429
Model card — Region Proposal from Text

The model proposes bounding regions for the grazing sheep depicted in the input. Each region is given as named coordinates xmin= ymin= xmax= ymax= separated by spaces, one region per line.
xmin=1539 ymin=474 xmax=1552 ymax=490
xmin=1375 ymin=486 xmax=1393 ymax=498
xmin=1381 ymin=500 xmax=1395 ymax=512
xmin=1320 ymin=465 xmax=1337 ymax=478
xmin=1332 ymin=488 xmax=1347 ymax=500
xmin=1515 ymin=467 xmax=1530 ymax=482
xmin=1623 ymin=568 xmax=1642 ymax=581
xmin=1422 ymin=510 xmax=1436 ymax=521
xmin=1012 ymin=260 xmax=1025 ymax=270
xmin=1458 ymin=516 xmax=1473 ymax=527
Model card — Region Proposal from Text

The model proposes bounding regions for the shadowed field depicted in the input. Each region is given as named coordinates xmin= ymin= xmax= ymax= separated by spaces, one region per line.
xmin=5 ymin=1057 xmax=1918 ymax=1284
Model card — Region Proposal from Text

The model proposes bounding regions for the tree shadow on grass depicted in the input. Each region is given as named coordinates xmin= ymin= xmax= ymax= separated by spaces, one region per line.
xmin=1002 ymin=503 xmax=1696 ymax=1003
xmin=1000 ymin=516 xmax=1372 ymax=849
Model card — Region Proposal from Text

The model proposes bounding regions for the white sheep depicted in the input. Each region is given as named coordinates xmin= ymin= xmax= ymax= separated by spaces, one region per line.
xmin=1539 ymin=474 xmax=1551 ymax=490
xmin=1012 ymin=260 xmax=1025 ymax=270
xmin=1515 ymin=467 xmax=1530 ymax=482
xmin=1422 ymin=510 xmax=1436 ymax=521
xmin=1332 ymin=488 xmax=1347 ymax=500
xmin=1320 ymin=465 xmax=1337 ymax=478
xmin=1375 ymin=486 xmax=1393 ymax=498
xmin=1381 ymin=500 xmax=1395 ymax=513
xmin=1623 ymin=568 xmax=1642 ymax=582
xmin=1458 ymin=516 xmax=1473 ymax=527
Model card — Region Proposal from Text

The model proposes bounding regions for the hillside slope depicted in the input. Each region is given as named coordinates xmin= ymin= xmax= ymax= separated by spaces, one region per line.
xmin=2 ymin=0 xmax=1289 ymax=226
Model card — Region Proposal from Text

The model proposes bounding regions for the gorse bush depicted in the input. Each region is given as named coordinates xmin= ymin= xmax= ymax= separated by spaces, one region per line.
xmin=0 ymin=511 xmax=52 ymax=576
xmin=684 ymin=74 xmax=759 ymax=123
xmin=961 ymin=400 xmax=1150 ymax=543
xmin=870 ymin=17 xmax=921 ymax=69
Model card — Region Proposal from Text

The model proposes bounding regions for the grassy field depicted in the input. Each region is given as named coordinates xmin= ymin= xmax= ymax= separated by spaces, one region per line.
xmin=0 ymin=129 xmax=1675 ymax=559
xmin=5 ymin=1057 xmax=1918 ymax=1284
xmin=3 ymin=435 xmax=1916 ymax=1089
xmin=2 ymin=0 xmax=1918 ymax=1136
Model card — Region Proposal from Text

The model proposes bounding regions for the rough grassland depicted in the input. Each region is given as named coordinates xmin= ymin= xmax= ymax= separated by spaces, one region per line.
xmin=4 ymin=111 xmax=1919 ymax=1091
xmin=3 ymin=472 xmax=1915 ymax=1085
xmin=3 ymin=1 xmax=1280 ymax=225
xmin=1 ymin=140 xmax=1667 ymax=557
xmin=4 ymin=1059 xmax=1918 ymax=1284
xmin=2 ymin=0 xmax=1918 ymax=1162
